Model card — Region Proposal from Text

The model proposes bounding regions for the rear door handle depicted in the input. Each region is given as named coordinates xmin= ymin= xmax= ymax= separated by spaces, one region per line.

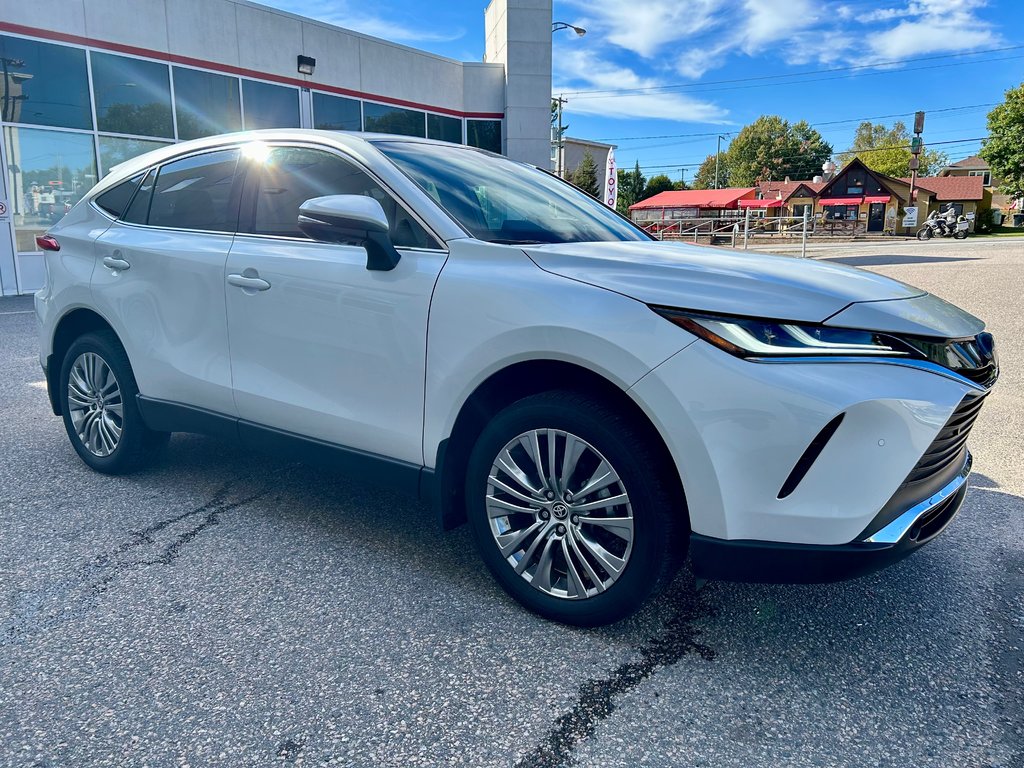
xmin=227 ymin=273 xmax=271 ymax=291
xmin=102 ymin=256 xmax=131 ymax=271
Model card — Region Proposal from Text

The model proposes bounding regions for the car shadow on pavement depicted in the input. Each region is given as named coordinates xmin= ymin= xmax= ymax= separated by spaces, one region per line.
xmin=822 ymin=254 xmax=983 ymax=267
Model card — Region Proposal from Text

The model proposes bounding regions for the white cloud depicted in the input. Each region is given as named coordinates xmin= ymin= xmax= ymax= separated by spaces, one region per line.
xmin=560 ymin=0 xmax=1002 ymax=81
xmin=261 ymin=0 xmax=465 ymax=44
xmin=564 ymin=0 xmax=721 ymax=58
xmin=553 ymin=49 xmax=730 ymax=123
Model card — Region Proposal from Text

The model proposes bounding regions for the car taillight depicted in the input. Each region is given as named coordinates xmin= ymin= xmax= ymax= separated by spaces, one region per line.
xmin=36 ymin=235 xmax=61 ymax=252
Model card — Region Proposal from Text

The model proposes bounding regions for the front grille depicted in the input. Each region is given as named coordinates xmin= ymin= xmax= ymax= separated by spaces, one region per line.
xmin=904 ymin=393 xmax=986 ymax=484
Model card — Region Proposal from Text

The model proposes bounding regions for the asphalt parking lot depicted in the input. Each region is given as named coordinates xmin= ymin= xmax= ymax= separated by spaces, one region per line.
xmin=1 ymin=238 xmax=1022 ymax=768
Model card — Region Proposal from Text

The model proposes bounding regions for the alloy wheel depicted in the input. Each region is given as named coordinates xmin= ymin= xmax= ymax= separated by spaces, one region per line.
xmin=485 ymin=429 xmax=634 ymax=600
xmin=67 ymin=352 xmax=123 ymax=457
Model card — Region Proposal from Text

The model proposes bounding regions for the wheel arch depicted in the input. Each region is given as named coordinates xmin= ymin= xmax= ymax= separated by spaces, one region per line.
xmin=431 ymin=358 xmax=688 ymax=531
xmin=47 ymin=307 xmax=121 ymax=416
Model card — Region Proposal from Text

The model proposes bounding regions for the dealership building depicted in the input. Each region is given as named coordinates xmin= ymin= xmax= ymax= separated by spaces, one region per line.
xmin=0 ymin=0 xmax=552 ymax=295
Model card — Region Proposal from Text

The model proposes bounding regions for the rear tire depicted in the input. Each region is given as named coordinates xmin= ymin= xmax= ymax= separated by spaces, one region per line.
xmin=466 ymin=390 xmax=686 ymax=626
xmin=60 ymin=330 xmax=169 ymax=474
xmin=954 ymin=229 xmax=968 ymax=240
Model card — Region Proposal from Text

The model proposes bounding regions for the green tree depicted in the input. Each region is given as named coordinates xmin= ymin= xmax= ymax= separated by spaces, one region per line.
xmin=692 ymin=154 xmax=727 ymax=189
xmin=980 ymin=83 xmax=1024 ymax=199
xmin=726 ymin=115 xmax=832 ymax=186
xmin=615 ymin=160 xmax=646 ymax=215
xmin=571 ymin=150 xmax=599 ymax=198
xmin=642 ymin=174 xmax=675 ymax=199
xmin=837 ymin=121 xmax=948 ymax=178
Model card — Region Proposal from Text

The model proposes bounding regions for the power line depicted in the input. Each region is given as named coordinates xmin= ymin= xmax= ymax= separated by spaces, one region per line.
xmin=598 ymin=103 xmax=997 ymax=143
xmin=632 ymin=135 xmax=990 ymax=172
xmin=559 ymin=45 xmax=1024 ymax=98
xmin=569 ymin=53 xmax=1024 ymax=101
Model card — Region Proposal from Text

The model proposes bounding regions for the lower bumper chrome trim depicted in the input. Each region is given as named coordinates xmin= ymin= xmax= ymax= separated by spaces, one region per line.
xmin=864 ymin=452 xmax=972 ymax=544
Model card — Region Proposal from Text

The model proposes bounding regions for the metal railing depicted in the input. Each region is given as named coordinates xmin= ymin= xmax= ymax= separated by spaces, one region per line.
xmin=638 ymin=210 xmax=815 ymax=257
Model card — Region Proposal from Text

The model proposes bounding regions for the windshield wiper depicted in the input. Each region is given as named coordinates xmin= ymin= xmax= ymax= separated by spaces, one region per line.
xmin=488 ymin=238 xmax=548 ymax=245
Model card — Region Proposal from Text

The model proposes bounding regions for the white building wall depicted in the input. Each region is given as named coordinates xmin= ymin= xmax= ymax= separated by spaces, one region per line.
xmin=484 ymin=0 xmax=552 ymax=166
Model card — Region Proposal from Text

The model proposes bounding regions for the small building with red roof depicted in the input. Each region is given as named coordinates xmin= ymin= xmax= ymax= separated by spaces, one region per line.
xmin=628 ymin=188 xmax=756 ymax=229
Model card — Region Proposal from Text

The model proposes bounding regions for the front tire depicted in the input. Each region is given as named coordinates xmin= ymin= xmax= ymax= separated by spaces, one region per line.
xmin=466 ymin=391 xmax=686 ymax=626
xmin=60 ymin=330 xmax=169 ymax=474
xmin=917 ymin=227 xmax=933 ymax=241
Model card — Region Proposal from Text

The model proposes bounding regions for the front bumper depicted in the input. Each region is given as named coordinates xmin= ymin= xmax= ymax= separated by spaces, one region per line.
xmin=690 ymin=452 xmax=972 ymax=583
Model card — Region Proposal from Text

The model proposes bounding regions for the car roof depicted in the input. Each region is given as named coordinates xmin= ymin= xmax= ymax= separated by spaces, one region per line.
xmin=99 ymin=129 xmax=488 ymax=190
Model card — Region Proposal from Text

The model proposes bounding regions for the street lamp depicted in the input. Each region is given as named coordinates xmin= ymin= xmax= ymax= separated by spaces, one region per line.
xmin=551 ymin=22 xmax=586 ymax=176
xmin=552 ymin=21 xmax=586 ymax=36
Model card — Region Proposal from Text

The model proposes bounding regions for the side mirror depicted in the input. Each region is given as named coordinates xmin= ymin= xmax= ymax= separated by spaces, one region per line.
xmin=297 ymin=195 xmax=401 ymax=271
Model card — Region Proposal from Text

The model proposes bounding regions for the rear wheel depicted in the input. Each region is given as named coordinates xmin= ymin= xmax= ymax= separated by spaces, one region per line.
xmin=60 ymin=331 xmax=168 ymax=474
xmin=466 ymin=391 xmax=685 ymax=626
xmin=954 ymin=229 xmax=968 ymax=240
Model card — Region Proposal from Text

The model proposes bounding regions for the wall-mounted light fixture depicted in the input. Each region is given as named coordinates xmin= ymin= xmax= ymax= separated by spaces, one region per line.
xmin=297 ymin=55 xmax=316 ymax=76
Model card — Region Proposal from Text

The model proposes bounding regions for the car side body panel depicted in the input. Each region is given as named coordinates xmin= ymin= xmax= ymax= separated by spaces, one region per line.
xmin=90 ymin=223 xmax=237 ymax=416
xmin=422 ymin=238 xmax=698 ymax=471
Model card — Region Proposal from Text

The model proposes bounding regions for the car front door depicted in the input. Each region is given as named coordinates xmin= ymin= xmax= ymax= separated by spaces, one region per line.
xmin=224 ymin=144 xmax=447 ymax=466
xmin=91 ymin=148 xmax=242 ymax=416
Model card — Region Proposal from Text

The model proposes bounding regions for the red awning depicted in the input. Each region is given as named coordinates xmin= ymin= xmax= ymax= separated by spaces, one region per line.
xmin=864 ymin=195 xmax=891 ymax=204
xmin=738 ymin=198 xmax=784 ymax=208
xmin=819 ymin=196 xmax=864 ymax=205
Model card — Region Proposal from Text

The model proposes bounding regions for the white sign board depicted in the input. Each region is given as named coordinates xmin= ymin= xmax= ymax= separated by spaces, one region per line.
xmin=902 ymin=206 xmax=919 ymax=227
xmin=603 ymin=148 xmax=617 ymax=209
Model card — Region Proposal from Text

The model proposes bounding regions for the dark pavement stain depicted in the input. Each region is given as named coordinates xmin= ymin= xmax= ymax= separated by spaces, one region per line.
xmin=1 ymin=481 xmax=271 ymax=646
xmin=515 ymin=583 xmax=716 ymax=768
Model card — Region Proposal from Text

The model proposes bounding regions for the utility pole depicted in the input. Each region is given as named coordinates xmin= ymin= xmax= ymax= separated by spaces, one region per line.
xmin=714 ymin=135 xmax=722 ymax=189
xmin=909 ymin=110 xmax=925 ymax=208
xmin=553 ymin=95 xmax=568 ymax=178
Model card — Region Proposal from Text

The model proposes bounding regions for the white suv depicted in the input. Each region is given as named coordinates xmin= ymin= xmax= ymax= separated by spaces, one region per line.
xmin=35 ymin=130 xmax=998 ymax=626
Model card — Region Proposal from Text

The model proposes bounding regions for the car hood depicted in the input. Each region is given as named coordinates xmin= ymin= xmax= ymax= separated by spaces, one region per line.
xmin=523 ymin=241 xmax=983 ymax=337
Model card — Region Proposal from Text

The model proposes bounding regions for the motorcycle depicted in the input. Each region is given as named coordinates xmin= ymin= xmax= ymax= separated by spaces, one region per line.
xmin=917 ymin=211 xmax=969 ymax=240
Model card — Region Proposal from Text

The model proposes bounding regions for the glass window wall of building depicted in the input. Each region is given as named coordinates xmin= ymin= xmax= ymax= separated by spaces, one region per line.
xmin=467 ymin=120 xmax=502 ymax=153
xmin=312 ymin=92 xmax=361 ymax=131
xmin=363 ymin=102 xmax=426 ymax=137
xmin=91 ymin=51 xmax=174 ymax=138
xmin=242 ymin=79 xmax=300 ymax=130
xmin=427 ymin=114 xmax=462 ymax=144
xmin=172 ymin=66 xmax=242 ymax=140
xmin=0 ymin=35 xmax=92 ymax=130
xmin=4 ymin=126 xmax=97 ymax=250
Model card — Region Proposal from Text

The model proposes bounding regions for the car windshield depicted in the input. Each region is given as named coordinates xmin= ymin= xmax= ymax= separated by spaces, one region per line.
xmin=374 ymin=141 xmax=650 ymax=244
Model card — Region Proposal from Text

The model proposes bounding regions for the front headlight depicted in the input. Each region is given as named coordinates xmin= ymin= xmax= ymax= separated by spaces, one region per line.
xmin=652 ymin=307 xmax=912 ymax=358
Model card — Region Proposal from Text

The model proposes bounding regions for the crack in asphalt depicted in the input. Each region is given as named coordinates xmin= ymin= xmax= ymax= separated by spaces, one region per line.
xmin=515 ymin=582 xmax=716 ymax=768
xmin=1 ymin=481 xmax=271 ymax=646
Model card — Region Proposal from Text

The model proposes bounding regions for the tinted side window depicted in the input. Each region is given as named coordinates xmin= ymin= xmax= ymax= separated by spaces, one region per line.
xmin=149 ymin=150 xmax=240 ymax=232
xmin=95 ymin=173 xmax=144 ymax=217
xmin=250 ymin=147 xmax=439 ymax=248
xmin=122 ymin=169 xmax=156 ymax=224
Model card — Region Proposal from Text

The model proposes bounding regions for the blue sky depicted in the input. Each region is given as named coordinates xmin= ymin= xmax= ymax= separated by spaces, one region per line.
xmin=263 ymin=0 xmax=1023 ymax=180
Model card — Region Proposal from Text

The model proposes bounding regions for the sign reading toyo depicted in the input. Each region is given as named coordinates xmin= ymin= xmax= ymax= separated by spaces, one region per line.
xmin=603 ymin=148 xmax=617 ymax=209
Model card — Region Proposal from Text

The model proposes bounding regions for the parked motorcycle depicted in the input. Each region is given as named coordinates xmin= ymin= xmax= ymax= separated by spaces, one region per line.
xmin=917 ymin=210 xmax=969 ymax=240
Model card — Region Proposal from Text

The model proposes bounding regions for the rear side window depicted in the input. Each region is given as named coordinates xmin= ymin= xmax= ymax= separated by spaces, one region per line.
xmin=249 ymin=146 xmax=439 ymax=248
xmin=148 ymin=149 xmax=240 ymax=232
xmin=122 ymin=169 xmax=155 ymax=225
xmin=94 ymin=173 xmax=143 ymax=218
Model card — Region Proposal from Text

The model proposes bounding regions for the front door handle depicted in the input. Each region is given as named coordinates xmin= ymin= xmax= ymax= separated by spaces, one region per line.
xmin=102 ymin=256 xmax=131 ymax=271
xmin=227 ymin=273 xmax=271 ymax=291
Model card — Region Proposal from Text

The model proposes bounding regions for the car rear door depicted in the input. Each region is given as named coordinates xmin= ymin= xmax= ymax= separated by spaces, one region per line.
xmin=224 ymin=144 xmax=447 ymax=466
xmin=91 ymin=148 xmax=242 ymax=416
